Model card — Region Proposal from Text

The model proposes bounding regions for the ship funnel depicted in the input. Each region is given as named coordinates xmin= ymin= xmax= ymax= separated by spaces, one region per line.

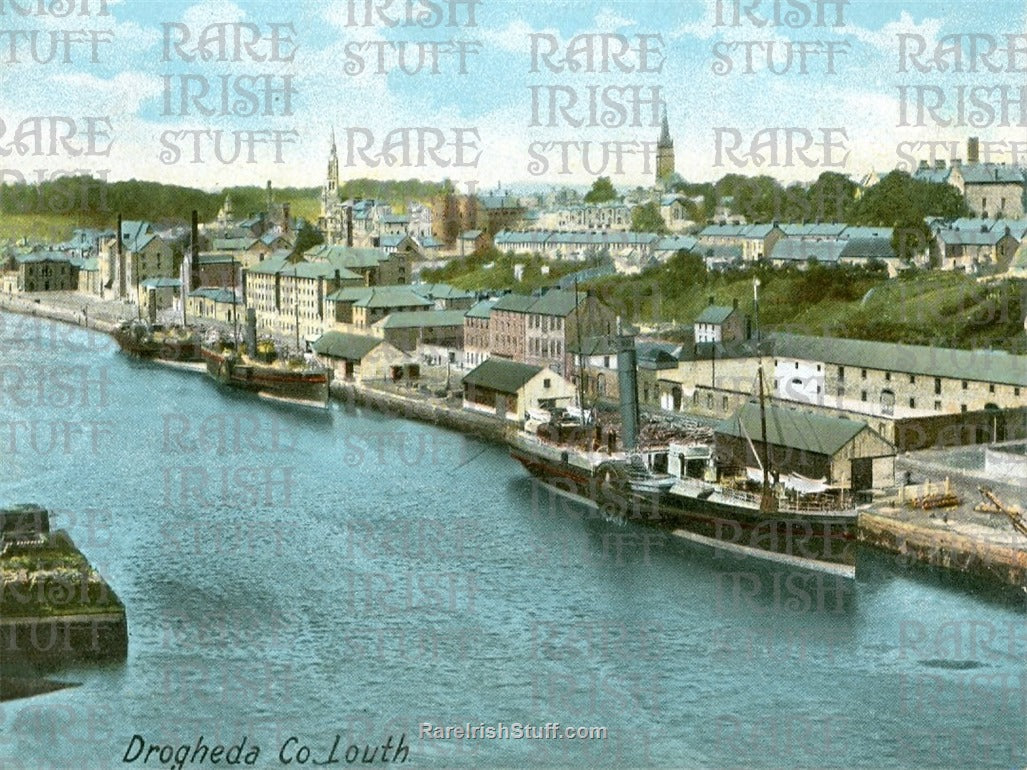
xmin=245 ymin=308 xmax=257 ymax=358
xmin=616 ymin=335 xmax=640 ymax=451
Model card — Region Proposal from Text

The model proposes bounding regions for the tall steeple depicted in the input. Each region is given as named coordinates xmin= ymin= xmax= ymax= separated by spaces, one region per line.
xmin=656 ymin=107 xmax=675 ymax=186
xmin=326 ymin=129 xmax=339 ymax=196
xmin=321 ymin=130 xmax=344 ymax=244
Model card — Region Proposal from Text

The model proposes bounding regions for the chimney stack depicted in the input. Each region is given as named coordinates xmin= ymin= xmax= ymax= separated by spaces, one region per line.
xmin=968 ymin=137 xmax=980 ymax=164
xmin=116 ymin=213 xmax=125 ymax=299
xmin=190 ymin=210 xmax=200 ymax=291
xmin=346 ymin=204 xmax=354 ymax=248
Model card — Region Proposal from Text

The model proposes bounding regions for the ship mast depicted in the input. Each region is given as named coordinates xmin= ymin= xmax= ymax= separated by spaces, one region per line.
xmin=230 ymin=255 xmax=240 ymax=347
xmin=573 ymin=278 xmax=587 ymax=425
xmin=754 ymin=277 xmax=777 ymax=513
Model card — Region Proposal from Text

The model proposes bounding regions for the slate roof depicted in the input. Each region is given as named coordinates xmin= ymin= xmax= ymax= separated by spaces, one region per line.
xmin=312 ymin=331 xmax=383 ymax=360
xmin=937 ymin=229 xmax=1010 ymax=246
xmin=462 ymin=358 xmax=542 ymax=394
xmin=780 ymin=223 xmax=848 ymax=237
xmin=465 ymin=299 xmax=496 ymax=319
xmin=839 ymin=237 xmax=896 ymax=260
xmin=304 ymin=244 xmax=392 ymax=268
xmin=772 ymin=333 xmax=1027 ymax=387
xmin=326 ymin=286 xmax=432 ymax=309
xmin=771 ymin=237 xmax=846 ymax=262
xmin=717 ymin=402 xmax=874 ymax=457
xmin=377 ymin=310 xmax=467 ymax=329
xmin=654 ymin=236 xmax=699 ymax=253
xmin=958 ymin=163 xmax=1027 ymax=185
xmin=527 ymin=289 xmax=586 ymax=317
xmin=699 ymin=224 xmax=748 ymax=238
xmin=212 ymin=238 xmax=260 ymax=251
xmin=492 ymin=293 xmax=536 ymax=313
xmin=495 ymin=230 xmax=551 ymax=246
xmin=695 ymin=305 xmax=736 ymax=325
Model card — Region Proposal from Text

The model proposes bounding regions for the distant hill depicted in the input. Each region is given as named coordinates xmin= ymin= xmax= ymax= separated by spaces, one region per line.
xmin=0 ymin=175 xmax=320 ymax=240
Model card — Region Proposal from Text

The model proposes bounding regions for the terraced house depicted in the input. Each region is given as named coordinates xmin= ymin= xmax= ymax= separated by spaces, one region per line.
xmin=245 ymin=255 xmax=363 ymax=342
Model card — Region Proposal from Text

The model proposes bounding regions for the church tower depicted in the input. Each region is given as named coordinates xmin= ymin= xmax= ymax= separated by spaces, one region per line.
xmin=321 ymin=131 xmax=343 ymax=244
xmin=656 ymin=108 xmax=675 ymax=186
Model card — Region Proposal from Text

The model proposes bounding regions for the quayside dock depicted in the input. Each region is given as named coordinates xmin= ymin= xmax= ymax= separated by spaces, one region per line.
xmin=0 ymin=504 xmax=127 ymax=692
xmin=859 ymin=470 xmax=1027 ymax=592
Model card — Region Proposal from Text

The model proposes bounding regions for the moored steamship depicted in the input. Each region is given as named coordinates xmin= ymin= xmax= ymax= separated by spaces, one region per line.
xmin=200 ymin=309 xmax=331 ymax=408
xmin=509 ymin=336 xmax=865 ymax=576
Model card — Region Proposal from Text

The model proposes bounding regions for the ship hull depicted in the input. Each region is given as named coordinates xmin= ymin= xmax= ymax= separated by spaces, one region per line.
xmin=113 ymin=327 xmax=202 ymax=363
xmin=200 ymin=346 xmax=331 ymax=407
xmin=510 ymin=440 xmax=857 ymax=571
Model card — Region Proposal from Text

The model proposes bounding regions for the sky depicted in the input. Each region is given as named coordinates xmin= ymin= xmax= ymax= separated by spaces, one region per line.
xmin=1 ymin=0 xmax=1026 ymax=193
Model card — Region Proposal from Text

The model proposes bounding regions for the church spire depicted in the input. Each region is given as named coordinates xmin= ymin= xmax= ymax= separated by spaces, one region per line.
xmin=659 ymin=108 xmax=672 ymax=148
xmin=655 ymin=107 xmax=675 ymax=185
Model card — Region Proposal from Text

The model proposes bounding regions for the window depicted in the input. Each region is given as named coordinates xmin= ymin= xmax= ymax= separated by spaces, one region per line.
xmin=909 ymin=398 xmax=915 ymax=408
xmin=909 ymin=375 xmax=915 ymax=384
xmin=962 ymin=380 xmax=968 ymax=390
xmin=861 ymin=369 xmax=867 ymax=379
xmin=706 ymin=393 xmax=713 ymax=408
xmin=989 ymin=384 xmax=995 ymax=393
xmin=838 ymin=366 xmax=845 ymax=380
xmin=961 ymin=404 xmax=967 ymax=413
xmin=934 ymin=378 xmax=942 ymax=395
xmin=543 ymin=378 xmax=551 ymax=389
xmin=861 ymin=390 xmax=867 ymax=402
xmin=722 ymin=396 xmax=728 ymax=410
xmin=885 ymin=372 xmax=891 ymax=382
xmin=934 ymin=400 xmax=941 ymax=411
xmin=1016 ymin=388 xmax=1021 ymax=397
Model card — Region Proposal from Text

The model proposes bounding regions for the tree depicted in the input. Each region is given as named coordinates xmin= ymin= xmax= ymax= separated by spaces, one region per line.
xmin=584 ymin=176 xmax=617 ymax=204
xmin=290 ymin=221 xmax=324 ymax=259
xmin=630 ymin=201 xmax=668 ymax=234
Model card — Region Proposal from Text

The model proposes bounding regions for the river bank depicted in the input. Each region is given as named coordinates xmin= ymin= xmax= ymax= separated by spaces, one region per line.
xmin=3 ymin=292 xmax=1027 ymax=594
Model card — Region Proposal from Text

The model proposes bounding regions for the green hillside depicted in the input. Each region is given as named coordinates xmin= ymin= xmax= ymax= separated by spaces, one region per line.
xmin=0 ymin=176 xmax=321 ymax=241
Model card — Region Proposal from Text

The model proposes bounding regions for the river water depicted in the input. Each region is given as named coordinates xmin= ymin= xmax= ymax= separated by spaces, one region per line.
xmin=1 ymin=312 xmax=1025 ymax=769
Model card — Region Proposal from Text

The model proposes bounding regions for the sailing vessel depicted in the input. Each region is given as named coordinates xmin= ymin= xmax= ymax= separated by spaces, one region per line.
xmin=509 ymin=319 xmax=860 ymax=575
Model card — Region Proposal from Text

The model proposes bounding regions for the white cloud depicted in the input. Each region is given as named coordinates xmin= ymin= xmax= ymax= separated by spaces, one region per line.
xmin=846 ymin=11 xmax=945 ymax=55
xmin=595 ymin=8 xmax=636 ymax=31
xmin=181 ymin=0 xmax=246 ymax=29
